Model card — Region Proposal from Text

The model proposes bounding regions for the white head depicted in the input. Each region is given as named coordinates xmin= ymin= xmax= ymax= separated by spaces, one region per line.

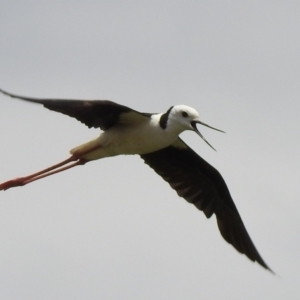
xmin=165 ymin=105 xmax=224 ymax=150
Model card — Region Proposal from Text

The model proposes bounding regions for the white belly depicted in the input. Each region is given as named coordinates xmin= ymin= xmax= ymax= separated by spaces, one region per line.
xmin=70 ymin=124 xmax=179 ymax=161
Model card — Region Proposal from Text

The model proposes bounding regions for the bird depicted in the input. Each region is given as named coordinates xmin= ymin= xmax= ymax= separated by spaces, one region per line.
xmin=0 ymin=88 xmax=272 ymax=272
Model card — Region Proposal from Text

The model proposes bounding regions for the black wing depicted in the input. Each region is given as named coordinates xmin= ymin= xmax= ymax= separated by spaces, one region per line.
xmin=0 ymin=89 xmax=150 ymax=130
xmin=141 ymin=138 xmax=272 ymax=271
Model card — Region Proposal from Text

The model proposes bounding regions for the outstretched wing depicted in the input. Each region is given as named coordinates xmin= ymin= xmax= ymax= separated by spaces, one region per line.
xmin=141 ymin=138 xmax=272 ymax=271
xmin=0 ymin=89 xmax=150 ymax=130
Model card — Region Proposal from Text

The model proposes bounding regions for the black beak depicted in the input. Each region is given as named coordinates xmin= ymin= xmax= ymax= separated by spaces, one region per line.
xmin=191 ymin=120 xmax=225 ymax=151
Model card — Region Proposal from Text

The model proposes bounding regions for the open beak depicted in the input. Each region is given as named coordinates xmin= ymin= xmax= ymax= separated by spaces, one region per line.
xmin=191 ymin=120 xmax=225 ymax=151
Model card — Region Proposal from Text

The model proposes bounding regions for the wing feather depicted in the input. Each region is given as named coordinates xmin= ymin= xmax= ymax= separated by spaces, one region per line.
xmin=0 ymin=89 xmax=149 ymax=130
xmin=141 ymin=138 xmax=272 ymax=271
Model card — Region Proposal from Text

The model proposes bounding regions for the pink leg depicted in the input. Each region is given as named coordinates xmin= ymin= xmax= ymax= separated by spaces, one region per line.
xmin=0 ymin=143 xmax=104 ymax=191
xmin=23 ymin=159 xmax=87 ymax=184
xmin=0 ymin=156 xmax=87 ymax=191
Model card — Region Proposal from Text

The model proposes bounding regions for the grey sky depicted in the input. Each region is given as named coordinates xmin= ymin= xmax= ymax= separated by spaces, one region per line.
xmin=0 ymin=1 xmax=299 ymax=299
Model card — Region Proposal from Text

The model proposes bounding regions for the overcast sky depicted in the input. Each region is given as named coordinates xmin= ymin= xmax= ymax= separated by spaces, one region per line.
xmin=0 ymin=1 xmax=299 ymax=299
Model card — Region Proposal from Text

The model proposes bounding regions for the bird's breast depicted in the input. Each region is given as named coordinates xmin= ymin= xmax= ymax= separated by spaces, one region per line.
xmin=71 ymin=123 xmax=179 ymax=161
xmin=103 ymin=124 xmax=178 ymax=156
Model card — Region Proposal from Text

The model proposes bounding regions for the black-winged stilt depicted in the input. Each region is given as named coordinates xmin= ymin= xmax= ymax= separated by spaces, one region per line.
xmin=0 ymin=88 xmax=272 ymax=272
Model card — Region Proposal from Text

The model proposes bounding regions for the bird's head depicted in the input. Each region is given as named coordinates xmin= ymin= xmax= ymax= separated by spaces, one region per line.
xmin=168 ymin=105 xmax=225 ymax=150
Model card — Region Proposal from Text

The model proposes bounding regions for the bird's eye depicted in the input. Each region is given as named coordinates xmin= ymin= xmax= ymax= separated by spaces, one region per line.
xmin=182 ymin=111 xmax=188 ymax=118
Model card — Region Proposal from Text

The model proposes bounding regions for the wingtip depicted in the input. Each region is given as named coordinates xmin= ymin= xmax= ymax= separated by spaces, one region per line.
xmin=0 ymin=88 xmax=17 ymax=99
xmin=0 ymin=88 xmax=8 ymax=96
xmin=261 ymin=262 xmax=276 ymax=275
xmin=255 ymin=259 xmax=274 ymax=274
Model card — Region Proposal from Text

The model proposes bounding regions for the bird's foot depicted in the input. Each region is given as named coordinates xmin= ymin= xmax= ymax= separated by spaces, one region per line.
xmin=0 ymin=177 xmax=26 ymax=191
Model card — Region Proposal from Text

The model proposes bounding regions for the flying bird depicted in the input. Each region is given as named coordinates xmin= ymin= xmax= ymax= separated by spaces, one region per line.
xmin=0 ymin=88 xmax=272 ymax=272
